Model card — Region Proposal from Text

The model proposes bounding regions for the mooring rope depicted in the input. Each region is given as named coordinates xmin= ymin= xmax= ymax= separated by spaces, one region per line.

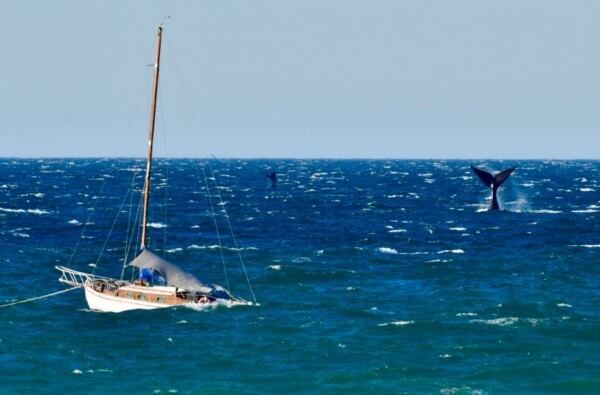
xmin=0 ymin=287 xmax=79 ymax=309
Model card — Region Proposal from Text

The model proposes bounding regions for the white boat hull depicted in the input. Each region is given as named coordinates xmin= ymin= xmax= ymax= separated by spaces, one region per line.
xmin=84 ymin=285 xmax=171 ymax=313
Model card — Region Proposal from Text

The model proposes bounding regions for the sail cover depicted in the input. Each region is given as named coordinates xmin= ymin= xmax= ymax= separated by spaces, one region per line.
xmin=128 ymin=249 xmax=212 ymax=293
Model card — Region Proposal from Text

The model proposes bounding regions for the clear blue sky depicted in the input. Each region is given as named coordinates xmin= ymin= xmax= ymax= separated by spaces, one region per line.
xmin=1 ymin=1 xmax=599 ymax=158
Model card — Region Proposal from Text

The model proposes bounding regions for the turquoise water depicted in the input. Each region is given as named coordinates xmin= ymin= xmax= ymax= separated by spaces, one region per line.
xmin=0 ymin=159 xmax=599 ymax=394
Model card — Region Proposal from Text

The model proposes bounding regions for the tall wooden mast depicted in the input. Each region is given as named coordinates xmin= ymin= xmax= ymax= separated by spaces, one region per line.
xmin=141 ymin=24 xmax=163 ymax=250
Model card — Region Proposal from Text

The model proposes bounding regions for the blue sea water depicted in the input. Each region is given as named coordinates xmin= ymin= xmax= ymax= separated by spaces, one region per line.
xmin=0 ymin=159 xmax=599 ymax=394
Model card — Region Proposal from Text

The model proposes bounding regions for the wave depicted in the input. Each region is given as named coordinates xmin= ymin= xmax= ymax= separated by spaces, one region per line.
xmin=187 ymin=244 xmax=258 ymax=252
xmin=377 ymin=247 xmax=398 ymax=254
xmin=0 ymin=207 xmax=50 ymax=215
xmin=377 ymin=320 xmax=414 ymax=327
xmin=470 ymin=317 xmax=518 ymax=326
xmin=440 ymin=386 xmax=485 ymax=395
xmin=527 ymin=209 xmax=562 ymax=214
xmin=387 ymin=229 xmax=407 ymax=233
xmin=470 ymin=317 xmax=545 ymax=327
xmin=569 ymin=244 xmax=600 ymax=248
xmin=437 ymin=249 xmax=464 ymax=254
xmin=147 ymin=222 xmax=167 ymax=229
xmin=456 ymin=312 xmax=477 ymax=317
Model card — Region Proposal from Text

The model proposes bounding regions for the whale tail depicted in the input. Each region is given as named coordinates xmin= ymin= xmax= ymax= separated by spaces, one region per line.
xmin=266 ymin=171 xmax=277 ymax=188
xmin=471 ymin=166 xmax=516 ymax=210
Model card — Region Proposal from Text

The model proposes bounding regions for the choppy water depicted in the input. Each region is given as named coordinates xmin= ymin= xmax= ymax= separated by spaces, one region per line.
xmin=0 ymin=159 xmax=599 ymax=394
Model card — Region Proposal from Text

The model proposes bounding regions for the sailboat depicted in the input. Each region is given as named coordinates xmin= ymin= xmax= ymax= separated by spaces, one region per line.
xmin=55 ymin=25 xmax=253 ymax=312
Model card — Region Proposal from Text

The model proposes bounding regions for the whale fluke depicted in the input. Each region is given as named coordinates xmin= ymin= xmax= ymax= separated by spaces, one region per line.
xmin=266 ymin=171 xmax=277 ymax=188
xmin=471 ymin=166 xmax=516 ymax=210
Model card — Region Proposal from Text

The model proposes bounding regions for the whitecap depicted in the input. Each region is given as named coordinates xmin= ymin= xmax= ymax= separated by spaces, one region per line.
xmin=72 ymin=369 xmax=83 ymax=375
xmin=388 ymin=229 xmax=407 ymax=233
xmin=147 ymin=222 xmax=167 ymax=229
xmin=557 ymin=303 xmax=572 ymax=308
xmin=440 ymin=386 xmax=484 ymax=395
xmin=68 ymin=219 xmax=82 ymax=225
xmin=0 ymin=207 xmax=50 ymax=215
xmin=449 ymin=227 xmax=466 ymax=231
xmin=266 ymin=265 xmax=281 ymax=271
xmin=569 ymin=244 xmax=600 ymax=248
xmin=166 ymin=248 xmax=183 ymax=253
xmin=580 ymin=188 xmax=595 ymax=192
xmin=471 ymin=317 xmax=518 ymax=326
xmin=377 ymin=247 xmax=398 ymax=255
xmin=572 ymin=209 xmax=598 ymax=213
xmin=528 ymin=209 xmax=562 ymax=214
xmin=377 ymin=320 xmax=414 ymax=327
xmin=438 ymin=249 xmax=464 ymax=254
xmin=456 ymin=312 xmax=477 ymax=317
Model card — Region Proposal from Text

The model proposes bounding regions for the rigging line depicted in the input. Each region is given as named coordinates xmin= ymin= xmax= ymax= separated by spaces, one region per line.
xmin=123 ymin=186 xmax=144 ymax=280
xmin=0 ymin=287 xmax=78 ymax=309
xmin=113 ymin=64 xmax=153 ymax=158
xmin=165 ymin=36 xmax=205 ymax=147
xmin=93 ymin=178 xmax=137 ymax=274
xmin=200 ymin=164 xmax=231 ymax=293
xmin=67 ymin=176 xmax=109 ymax=266
xmin=205 ymin=161 xmax=257 ymax=304
xmin=129 ymin=183 xmax=145 ymax=282
xmin=158 ymin=89 xmax=169 ymax=258
xmin=166 ymin=39 xmax=256 ymax=302
xmin=165 ymin=37 xmax=233 ymax=293
xmin=67 ymin=73 xmax=149 ymax=267
xmin=120 ymin=166 xmax=140 ymax=279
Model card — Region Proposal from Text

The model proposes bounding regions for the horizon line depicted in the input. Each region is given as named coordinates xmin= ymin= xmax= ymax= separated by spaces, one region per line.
xmin=1 ymin=156 xmax=600 ymax=161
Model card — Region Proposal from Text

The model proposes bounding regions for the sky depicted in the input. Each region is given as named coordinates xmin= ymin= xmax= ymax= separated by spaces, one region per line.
xmin=1 ymin=1 xmax=599 ymax=158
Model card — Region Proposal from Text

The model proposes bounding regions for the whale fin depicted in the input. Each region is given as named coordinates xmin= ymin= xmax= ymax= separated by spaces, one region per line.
xmin=493 ymin=167 xmax=516 ymax=188
xmin=471 ymin=166 xmax=494 ymax=188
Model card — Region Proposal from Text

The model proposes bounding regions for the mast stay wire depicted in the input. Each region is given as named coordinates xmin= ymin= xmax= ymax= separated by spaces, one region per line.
xmin=205 ymin=161 xmax=257 ymax=303
xmin=157 ymin=89 xmax=170 ymax=258
xmin=67 ymin=72 xmax=151 ymax=268
xmin=120 ymin=164 xmax=144 ymax=280
xmin=123 ymin=189 xmax=144 ymax=281
xmin=200 ymin=164 xmax=231 ymax=294
xmin=162 ymin=30 xmax=231 ymax=293
xmin=164 ymin=33 xmax=256 ymax=302
xmin=93 ymin=176 xmax=139 ymax=275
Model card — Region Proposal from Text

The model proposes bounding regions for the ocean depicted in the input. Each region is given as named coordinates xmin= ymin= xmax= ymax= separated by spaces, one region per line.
xmin=0 ymin=159 xmax=598 ymax=394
